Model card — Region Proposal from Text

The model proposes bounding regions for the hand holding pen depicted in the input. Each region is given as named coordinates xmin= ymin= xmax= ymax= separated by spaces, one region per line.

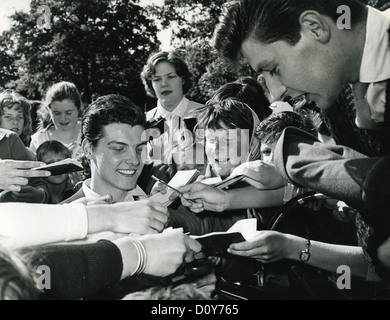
xmin=151 ymin=175 xmax=203 ymax=210
xmin=164 ymin=181 xmax=230 ymax=214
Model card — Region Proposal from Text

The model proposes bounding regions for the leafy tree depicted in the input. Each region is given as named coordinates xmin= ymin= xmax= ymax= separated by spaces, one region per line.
xmin=0 ymin=31 xmax=18 ymax=90
xmin=149 ymin=0 xmax=227 ymax=47
xmin=3 ymin=0 xmax=160 ymax=106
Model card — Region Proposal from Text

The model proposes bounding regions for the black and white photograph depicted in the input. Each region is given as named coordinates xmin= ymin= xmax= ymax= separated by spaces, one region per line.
xmin=0 ymin=0 xmax=389 ymax=307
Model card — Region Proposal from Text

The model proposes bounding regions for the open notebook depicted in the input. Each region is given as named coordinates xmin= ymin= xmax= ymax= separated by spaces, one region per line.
xmin=31 ymin=158 xmax=83 ymax=176
xmin=191 ymin=218 xmax=260 ymax=256
xmin=148 ymin=169 xmax=200 ymax=206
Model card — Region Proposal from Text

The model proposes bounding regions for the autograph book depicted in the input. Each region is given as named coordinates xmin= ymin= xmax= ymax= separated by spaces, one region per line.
xmin=32 ymin=158 xmax=84 ymax=176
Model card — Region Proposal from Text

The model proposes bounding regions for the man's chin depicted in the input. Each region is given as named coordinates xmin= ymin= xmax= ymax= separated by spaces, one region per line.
xmin=308 ymin=94 xmax=338 ymax=110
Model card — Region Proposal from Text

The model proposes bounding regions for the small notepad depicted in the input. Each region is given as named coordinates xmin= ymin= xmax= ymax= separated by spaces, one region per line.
xmin=32 ymin=158 xmax=83 ymax=176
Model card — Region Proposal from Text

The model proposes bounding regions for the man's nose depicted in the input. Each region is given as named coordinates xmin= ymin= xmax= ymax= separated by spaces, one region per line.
xmin=262 ymin=73 xmax=287 ymax=102
xmin=124 ymin=150 xmax=140 ymax=166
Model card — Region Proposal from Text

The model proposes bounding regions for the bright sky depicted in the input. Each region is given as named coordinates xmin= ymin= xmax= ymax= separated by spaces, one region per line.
xmin=0 ymin=0 xmax=30 ymax=33
xmin=0 ymin=0 xmax=171 ymax=49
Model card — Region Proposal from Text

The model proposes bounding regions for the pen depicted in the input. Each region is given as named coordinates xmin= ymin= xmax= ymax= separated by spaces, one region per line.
xmin=151 ymin=175 xmax=198 ymax=205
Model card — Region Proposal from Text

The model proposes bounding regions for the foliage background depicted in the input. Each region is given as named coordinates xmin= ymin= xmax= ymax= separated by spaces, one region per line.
xmin=0 ymin=0 xmax=252 ymax=119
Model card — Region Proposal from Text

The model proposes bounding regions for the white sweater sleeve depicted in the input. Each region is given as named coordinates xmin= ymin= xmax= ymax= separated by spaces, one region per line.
xmin=0 ymin=203 xmax=88 ymax=248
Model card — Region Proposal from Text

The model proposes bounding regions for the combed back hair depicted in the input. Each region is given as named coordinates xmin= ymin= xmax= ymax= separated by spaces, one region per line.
xmin=82 ymin=94 xmax=146 ymax=147
xmin=37 ymin=81 xmax=82 ymax=130
xmin=195 ymin=98 xmax=254 ymax=137
xmin=211 ymin=77 xmax=271 ymax=121
xmin=0 ymin=89 xmax=33 ymax=145
xmin=0 ymin=247 xmax=39 ymax=300
xmin=213 ymin=0 xmax=366 ymax=62
xmin=140 ymin=51 xmax=193 ymax=99
xmin=36 ymin=140 xmax=72 ymax=162
xmin=255 ymin=111 xmax=319 ymax=145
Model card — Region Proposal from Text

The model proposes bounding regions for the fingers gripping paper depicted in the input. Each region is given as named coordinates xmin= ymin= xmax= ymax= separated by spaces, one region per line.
xmin=148 ymin=169 xmax=199 ymax=206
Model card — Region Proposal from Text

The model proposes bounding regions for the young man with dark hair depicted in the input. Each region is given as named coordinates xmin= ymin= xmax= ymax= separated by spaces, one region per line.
xmin=213 ymin=0 xmax=390 ymax=283
xmin=213 ymin=0 xmax=390 ymax=155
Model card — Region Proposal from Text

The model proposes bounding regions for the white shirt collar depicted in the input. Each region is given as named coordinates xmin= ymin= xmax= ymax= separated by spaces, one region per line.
xmin=82 ymin=178 xmax=147 ymax=202
xmin=156 ymin=96 xmax=189 ymax=119
xmin=360 ymin=6 xmax=390 ymax=83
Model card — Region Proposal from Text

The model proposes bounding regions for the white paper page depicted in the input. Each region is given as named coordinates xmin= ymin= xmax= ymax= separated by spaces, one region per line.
xmin=148 ymin=169 xmax=199 ymax=205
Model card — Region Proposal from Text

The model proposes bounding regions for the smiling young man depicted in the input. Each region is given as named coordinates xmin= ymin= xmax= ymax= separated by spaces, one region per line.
xmin=63 ymin=95 xmax=163 ymax=207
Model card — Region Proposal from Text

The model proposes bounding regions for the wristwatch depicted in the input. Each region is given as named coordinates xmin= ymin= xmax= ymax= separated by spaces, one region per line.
xmin=299 ymin=237 xmax=311 ymax=263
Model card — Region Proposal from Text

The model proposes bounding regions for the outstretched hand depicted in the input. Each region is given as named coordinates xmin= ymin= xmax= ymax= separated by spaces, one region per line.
xmin=140 ymin=230 xmax=202 ymax=277
xmin=230 ymin=160 xmax=285 ymax=190
xmin=0 ymin=160 xmax=51 ymax=191
xmin=227 ymin=230 xmax=290 ymax=263
xmin=169 ymin=182 xmax=229 ymax=213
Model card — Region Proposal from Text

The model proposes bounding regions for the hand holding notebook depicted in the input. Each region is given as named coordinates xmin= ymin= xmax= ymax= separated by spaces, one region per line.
xmin=191 ymin=219 xmax=260 ymax=256
xmin=31 ymin=158 xmax=84 ymax=176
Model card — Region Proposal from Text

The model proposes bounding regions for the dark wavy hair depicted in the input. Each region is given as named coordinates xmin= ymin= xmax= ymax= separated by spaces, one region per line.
xmin=36 ymin=140 xmax=72 ymax=161
xmin=82 ymin=94 xmax=146 ymax=147
xmin=255 ymin=111 xmax=319 ymax=145
xmin=140 ymin=51 xmax=193 ymax=99
xmin=213 ymin=0 xmax=366 ymax=62
xmin=211 ymin=77 xmax=271 ymax=121
xmin=0 ymin=247 xmax=40 ymax=300
xmin=0 ymin=89 xmax=33 ymax=146
xmin=195 ymin=98 xmax=254 ymax=137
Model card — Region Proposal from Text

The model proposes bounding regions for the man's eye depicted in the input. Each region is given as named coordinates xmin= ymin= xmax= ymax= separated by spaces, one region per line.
xmin=269 ymin=67 xmax=279 ymax=76
xmin=137 ymin=145 xmax=146 ymax=153
xmin=112 ymin=147 xmax=124 ymax=152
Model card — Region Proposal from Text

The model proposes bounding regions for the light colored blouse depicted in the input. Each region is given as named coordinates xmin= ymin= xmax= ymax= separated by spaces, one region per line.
xmin=30 ymin=122 xmax=83 ymax=159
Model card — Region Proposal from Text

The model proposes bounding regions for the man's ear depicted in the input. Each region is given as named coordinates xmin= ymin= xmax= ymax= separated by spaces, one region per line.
xmin=299 ymin=10 xmax=331 ymax=44
xmin=82 ymin=140 xmax=93 ymax=160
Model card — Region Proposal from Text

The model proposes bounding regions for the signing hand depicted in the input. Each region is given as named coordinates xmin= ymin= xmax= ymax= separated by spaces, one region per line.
xmin=170 ymin=182 xmax=229 ymax=213
xmin=0 ymin=159 xmax=51 ymax=191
